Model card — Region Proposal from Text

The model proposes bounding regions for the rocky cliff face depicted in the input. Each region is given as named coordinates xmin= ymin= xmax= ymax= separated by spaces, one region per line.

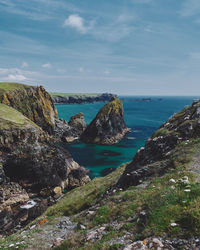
xmin=0 ymin=103 xmax=90 ymax=234
xmin=54 ymin=113 xmax=87 ymax=143
xmin=117 ymin=100 xmax=200 ymax=188
xmin=0 ymin=83 xmax=57 ymax=134
xmin=81 ymin=97 xmax=130 ymax=145
xmin=52 ymin=93 xmax=116 ymax=104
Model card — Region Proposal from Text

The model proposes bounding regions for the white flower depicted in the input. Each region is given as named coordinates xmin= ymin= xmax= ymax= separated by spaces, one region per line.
xmin=9 ymin=244 xmax=15 ymax=247
xmin=169 ymin=179 xmax=176 ymax=183
xmin=170 ymin=185 xmax=175 ymax=190
xmin=184 ymin=189 xmax=191 ymax=192
xmin=170 ymin=222 xmax=178 ymax=227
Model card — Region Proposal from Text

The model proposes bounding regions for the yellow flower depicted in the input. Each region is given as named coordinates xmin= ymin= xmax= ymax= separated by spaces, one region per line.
xmin=142 ymin=240 xmax=147 ymax=245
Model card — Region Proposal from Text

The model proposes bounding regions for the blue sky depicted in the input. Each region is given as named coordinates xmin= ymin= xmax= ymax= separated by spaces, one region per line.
xmin=0 ymin=0 xmax=200 ymax=95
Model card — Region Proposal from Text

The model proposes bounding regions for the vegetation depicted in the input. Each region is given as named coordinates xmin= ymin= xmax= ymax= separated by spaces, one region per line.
xmin=45 ymin=164 xmax=126 ymax=217
xmin=0 ymin=82 xmax=32 ymax=95
xmin=0 ymin=104 xmax=36 ymax=129
xmin=96 ymin=98 xmax=123 ymax=118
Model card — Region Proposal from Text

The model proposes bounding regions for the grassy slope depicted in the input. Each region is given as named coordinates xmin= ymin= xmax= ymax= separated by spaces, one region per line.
xmin=0 ymin=104 xmax=36 ymax=129
xmin=54 ymin=138 xmax=200 ymax=249
xmin=1 ymin=138 xmax=200 ymax=249
xmin=0 ymin=82 xmax=32 ymax=95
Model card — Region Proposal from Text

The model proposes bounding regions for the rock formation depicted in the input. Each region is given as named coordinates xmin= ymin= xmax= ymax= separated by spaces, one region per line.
xmin=54 ymin=113 xmax=87 ymax=142
xmin=81 ymin=97 xmax=130 ymax=145
xmin=0 ymin=83 xmax=91 ymax=234
xmin=117 ymin=99 xmax=200 ymax=189
xmin=52 ymin=93 xmax=117 ymax=104
xmin=0 ymin=83 xmax=57 ymax=134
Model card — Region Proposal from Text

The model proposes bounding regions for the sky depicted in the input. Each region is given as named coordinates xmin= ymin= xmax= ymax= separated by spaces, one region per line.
xmin=0 ymin=0 xmax=200 ymax=95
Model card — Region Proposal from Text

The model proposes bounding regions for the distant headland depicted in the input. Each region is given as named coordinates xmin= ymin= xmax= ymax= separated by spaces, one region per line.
xmin=50 ymin=92 xmax=117 ymax=104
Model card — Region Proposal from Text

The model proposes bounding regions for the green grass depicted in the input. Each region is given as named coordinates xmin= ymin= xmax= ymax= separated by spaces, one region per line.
xmin=0 ymin=104 xmax=36 ymax=129
xmin=44 ymin=164 xmax=127 ymax=218
xmin=0 ymin=82 xmax=32 ymax=94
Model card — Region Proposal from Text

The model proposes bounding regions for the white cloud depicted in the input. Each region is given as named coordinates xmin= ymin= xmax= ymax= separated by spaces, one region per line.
xmin=180 ymin=0 xmax=200 ymax=17
xmin=42 ymin=63 xmax=52 ymax=69
xmin=22 ymin=61 xmax=28 ymax=68
xmin=6 ymin=74 xmax=27 ymax=81
xmin=0 ymin=67 xmax=41 ymax=83
xmin=0 ymin=0 xmax=80 ymax=21
xmin=63 ymin=14 xmax=93 ymax=34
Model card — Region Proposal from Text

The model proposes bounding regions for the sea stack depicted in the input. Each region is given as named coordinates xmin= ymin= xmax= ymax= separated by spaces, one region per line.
xmin=81 ymin=97 xmax=130 ymax=145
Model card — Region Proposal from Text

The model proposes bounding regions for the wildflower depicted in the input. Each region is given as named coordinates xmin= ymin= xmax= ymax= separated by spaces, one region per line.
xmin=184 ymin=189 xmax=191 ymax=192
xmin=169 ymin=179 xmax=176 ymax=184
xmin=170 ymin=222 xmax=178 ymax=227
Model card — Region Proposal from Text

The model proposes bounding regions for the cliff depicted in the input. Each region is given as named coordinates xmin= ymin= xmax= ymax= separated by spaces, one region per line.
xmin=81 ymin=97 xmax=130 ymax=145
xmin=0 ymin=82 xmax=57 ymax=134
xmin=0 ymin=104 xmax=90 ymax=234
xmin=51 ymin=92 xmax=117 ymax=104
xmin=117 ymin=100 xmax=200 ymax=188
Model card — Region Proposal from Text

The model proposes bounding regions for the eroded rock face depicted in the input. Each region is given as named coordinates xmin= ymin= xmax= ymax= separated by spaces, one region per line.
xmin=81 ymin=97 xmax=130 ymax=145
xmin=0 ymin=104 xmax=90 ymax=234
xmin=0 ymin=83 xmax=57 ymax=134
xmin=69 ymin=112 xmax=87 ymax=135
xmin=117 ymin=99 xmax=200 ymax=189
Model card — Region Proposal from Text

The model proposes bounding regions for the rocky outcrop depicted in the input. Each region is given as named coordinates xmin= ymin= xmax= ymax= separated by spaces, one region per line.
xmin=81 ymin=97 xmax=130 ymax=145
xmin=52 ymin=93 xmax=116 ymax=104
xmin=0 ymin=83 xmax=57 ymax=134
xmin=117 ymin=99 xmax=200 ymax=189
xmin=54 ymin=113 xmax=87 ymax=143
xmin=0 ymin=104 xmax=90 ymax=234
xmin=68 ymin=112 xmax=87 ymax=135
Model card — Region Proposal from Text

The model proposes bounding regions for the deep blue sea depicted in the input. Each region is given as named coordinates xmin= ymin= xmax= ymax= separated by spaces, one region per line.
xmin=56 ymin=96 xmax=199 ymax=179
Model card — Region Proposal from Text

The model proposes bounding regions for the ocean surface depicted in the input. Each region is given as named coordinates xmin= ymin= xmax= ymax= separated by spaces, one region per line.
xmin=56 ymin=96 xmax=199 ymax=179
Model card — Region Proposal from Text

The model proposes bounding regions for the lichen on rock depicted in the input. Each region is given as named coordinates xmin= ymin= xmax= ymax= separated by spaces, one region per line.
xmin=81 ymin=97 xmax=130 ymax=145
xmin=0 ymin=83 xmax=57 ymax=134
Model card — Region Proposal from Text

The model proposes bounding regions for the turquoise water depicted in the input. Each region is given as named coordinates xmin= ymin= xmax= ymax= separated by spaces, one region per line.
xmin=56 ymin=96 xmax=199 ymax=179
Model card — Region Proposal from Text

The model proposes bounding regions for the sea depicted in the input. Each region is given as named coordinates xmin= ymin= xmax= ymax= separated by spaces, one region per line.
xmin=56 ymin=96 xmax=199 ymax=179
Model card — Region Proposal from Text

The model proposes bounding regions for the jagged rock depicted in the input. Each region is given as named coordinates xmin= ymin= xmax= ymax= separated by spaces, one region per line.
xmin=0 ymin=182 xmax=29 ymax=234
xmin=81 ymin=97 xmax=130 ymax=145
xmin=0 ymin=83 xmax=57 ymax=134
xmin=0 ymin=104 xmax=90 ymax=234
xmin=0 ymin=104 xmax=90 ymax=191
xmin=68 ymin=112 xmax=87 ymax=135
xmin=117 ymin=99 xmax=200 ymax=189
xmin=54 ymin=113 xmax=87 ymax=142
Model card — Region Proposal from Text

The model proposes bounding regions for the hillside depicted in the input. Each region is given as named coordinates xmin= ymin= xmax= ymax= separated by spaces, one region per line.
xmin=1 ymin=99 xmax=200 ymax=249
xmin=0 ymin=82 xmax=57 ymax=134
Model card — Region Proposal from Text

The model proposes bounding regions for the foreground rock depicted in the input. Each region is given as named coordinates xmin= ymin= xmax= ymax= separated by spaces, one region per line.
xmin=52 ymin=93 xmax=116 ymax=104
xmin=0 ymin=104 xmax=90 ymax=234
xmin=81 ymin=97 xmax=130 ymax=145
xmin=117 ymin=99 xmax=200 ymax=188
